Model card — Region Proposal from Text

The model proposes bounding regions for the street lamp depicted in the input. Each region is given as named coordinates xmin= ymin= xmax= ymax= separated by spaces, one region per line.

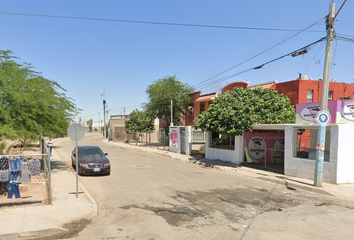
xmin=93 ymin=105 xmax=106 ymax=139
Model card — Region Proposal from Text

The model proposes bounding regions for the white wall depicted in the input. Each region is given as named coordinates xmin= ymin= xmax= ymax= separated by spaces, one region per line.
xmin=336 ymin=124 xmax=354 ymax=183
xmin=169 ymin=126 xmax=180 ymax=154
xmin=205 ymin=132 xmax=244 ymax=164
xmin=284 ymin=125 xmax=354 ymax=184
xmin=169 ymin=126 xmax=192 ymax=155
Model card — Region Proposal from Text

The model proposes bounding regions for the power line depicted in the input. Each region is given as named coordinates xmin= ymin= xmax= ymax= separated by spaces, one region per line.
xmin=197 ymin=37 xmax=327 ymax=90
xmin=193 ymin=18 xmax=325 ymax=89
xmin=337 ymin=35 xmax=354 ymax=42
xmin=0 ymin=11 xmax=325 ymax=32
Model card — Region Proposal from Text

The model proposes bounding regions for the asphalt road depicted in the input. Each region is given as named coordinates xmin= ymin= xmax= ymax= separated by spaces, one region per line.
xmin=54 ymin=133 xmax=354 ymax=240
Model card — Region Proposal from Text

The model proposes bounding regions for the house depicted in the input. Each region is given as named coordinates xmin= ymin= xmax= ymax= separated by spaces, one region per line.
xmin=170 ymin=77 xmax=354 ymax=183
xmin=110 ymin=115 xmax=161 ymax=143
xmin=182 ymin=91 xmax=218 ymax=126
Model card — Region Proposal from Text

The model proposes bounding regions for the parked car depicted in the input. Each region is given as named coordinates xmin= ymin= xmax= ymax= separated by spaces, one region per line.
xmin=71 ymin=145 xmax=110 ymax=175
xmin=199 ymin=138 xmax=235 ymax=154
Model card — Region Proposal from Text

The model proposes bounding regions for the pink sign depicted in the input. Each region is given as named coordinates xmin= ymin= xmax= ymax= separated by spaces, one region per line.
xmin=244 ymin=132 xmax=284 ymax=163
xmin=170 ymin=129 xmax=178 ymax=146
xmin=296 ymin=100 xmax=354 ymax=124
xmin=296 ymin=102 xmax=334 ymax=123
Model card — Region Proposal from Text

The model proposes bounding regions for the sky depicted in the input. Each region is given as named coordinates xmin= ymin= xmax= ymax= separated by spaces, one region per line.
xmin=0 ymin=0 xmax=353 ymax=124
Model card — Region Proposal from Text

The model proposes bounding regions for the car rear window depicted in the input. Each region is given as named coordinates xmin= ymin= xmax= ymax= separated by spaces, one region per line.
xmin=79 ymin=148 xmax=104 ymax=157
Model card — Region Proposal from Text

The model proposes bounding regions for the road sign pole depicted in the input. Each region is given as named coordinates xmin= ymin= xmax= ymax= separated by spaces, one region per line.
xmin=68 ymin=122 xmax=85 ymax=198
xmin=75 ymin=124 xmax=79 ymax=198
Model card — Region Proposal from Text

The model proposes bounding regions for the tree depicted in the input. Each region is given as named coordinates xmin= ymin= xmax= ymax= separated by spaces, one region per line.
xmin=0 ymin=50 xmax=80 ymax=140
xmin=194 ymin=87 xmax=295 ymax=136
xmin=87 ymin=118 xmax=93 ymax=132
xmin=144 ymin=75 xmax=194 ymax=133
xmin=125 ymin=110 xmax=155 ymax=133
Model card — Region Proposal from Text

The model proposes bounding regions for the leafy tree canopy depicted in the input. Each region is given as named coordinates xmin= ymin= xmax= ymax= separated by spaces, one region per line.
xmin=0 ymin=50 xmax=80 ymax=140
xmin=194 ymin=87 xmax=295 ymax=136
xmin=144 ymin=75 xmax=194 ymax=133
xmin=125 ymin=110 xmax=155 ymax=133
xmin=87 ymin=118 xmax=93 ymax=131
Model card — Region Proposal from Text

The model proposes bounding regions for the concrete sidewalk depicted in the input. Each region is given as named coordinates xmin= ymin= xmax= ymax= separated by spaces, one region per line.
xmin=0 ymin=147 xmax=96 ymax=239
xmin=109 ymin=141 xmax=354 ymax=201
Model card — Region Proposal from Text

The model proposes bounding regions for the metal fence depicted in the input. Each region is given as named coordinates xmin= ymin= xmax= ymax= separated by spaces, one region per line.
xmin=0 ymin=137 xmax=51 ymax=208
xmin=244 ymin=148 xmax=284 ymax=173
xmin=191 ymin=129 xmax=205 ymax=143
xmin=128 ymin=128 xmax=169 ymax=149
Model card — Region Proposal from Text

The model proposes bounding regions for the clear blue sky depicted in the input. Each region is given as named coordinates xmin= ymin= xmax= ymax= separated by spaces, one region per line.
xmin=1 ymin=0 xmax=353 ymax=124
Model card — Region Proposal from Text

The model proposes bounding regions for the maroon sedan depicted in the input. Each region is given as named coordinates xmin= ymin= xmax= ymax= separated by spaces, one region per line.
xmin=71 ymin=145 xmax=110 ymax=175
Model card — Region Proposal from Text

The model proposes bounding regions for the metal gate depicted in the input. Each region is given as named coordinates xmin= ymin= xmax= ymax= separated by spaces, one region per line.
xmin=180 ymin=127 xmax=186 ymax=154
xmin=191 ymin=128 xmax=205 ymax=143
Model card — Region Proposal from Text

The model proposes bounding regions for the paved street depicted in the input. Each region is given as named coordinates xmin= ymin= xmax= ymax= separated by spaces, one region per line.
xmin=37 ymin=132 xmax=354 ymax=240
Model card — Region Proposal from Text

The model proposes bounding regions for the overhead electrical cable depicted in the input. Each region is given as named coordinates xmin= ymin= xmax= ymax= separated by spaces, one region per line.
xmin=197 ymin=37 xmax=327 ymax=90
xmin=193 ymin=18 xmax=325 ymax=88
xmin=0 ymin=11 xmax=325 ymax=32
xmin=336 ymin=35 xmax=354 ymax=42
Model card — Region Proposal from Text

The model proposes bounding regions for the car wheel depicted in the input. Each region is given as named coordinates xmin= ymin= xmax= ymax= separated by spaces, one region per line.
xmin=72 ymin=159 xmax=76 ymax=169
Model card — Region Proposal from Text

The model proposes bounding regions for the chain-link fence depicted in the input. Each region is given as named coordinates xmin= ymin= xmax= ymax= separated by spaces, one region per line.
xmin=0 ymin=136 xmax=51 ymax=208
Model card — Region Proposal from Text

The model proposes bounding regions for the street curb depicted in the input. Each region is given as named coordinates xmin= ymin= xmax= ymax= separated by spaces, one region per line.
xmin=257 ymin=176 xmax=334 ymax=196
xmin=78 ymin=180 xmax=98 ymax=216
xmin=0 ymin=228 xmax=68 ymax=240
xmin=19 ymin=227 xmax=69 ymax=238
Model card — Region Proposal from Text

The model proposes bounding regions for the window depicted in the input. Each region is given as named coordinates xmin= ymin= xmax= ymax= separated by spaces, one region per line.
xmin=188 ymin=105 xmax=194 ymax=122
xmin=294 ymin=128 xmax=330 ymax=162
xmin=210 ymin=133 xmax=234 ymax=150
xmin=328 ymin=91 xmax=333 ymax=101
xmin=200 ymin=103 xmax=205 ymax=113
xmin=307 ymin=90 xmax=313 ymax=103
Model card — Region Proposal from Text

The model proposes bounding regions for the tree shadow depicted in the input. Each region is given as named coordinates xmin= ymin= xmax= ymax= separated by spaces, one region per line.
xmin=51 ymin=160 xmax=70 ymax=172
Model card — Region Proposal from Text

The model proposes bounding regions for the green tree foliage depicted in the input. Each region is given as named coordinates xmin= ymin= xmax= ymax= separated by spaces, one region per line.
xmin=144 ymin=75 xmax=194 ymax=132
xmin=194 ymin=87 xmax=295 ymax=136
xmin=0 ymin=50 xmax=79 ymax=139
xmin=125 ymin=110 xmax=155 ymax=133
xmin=86 ymin=118 xmax=93 ymax=132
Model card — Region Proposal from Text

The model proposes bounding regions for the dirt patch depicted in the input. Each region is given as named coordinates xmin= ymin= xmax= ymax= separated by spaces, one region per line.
xmin=120 ymin=187 xmax=329 ymax=227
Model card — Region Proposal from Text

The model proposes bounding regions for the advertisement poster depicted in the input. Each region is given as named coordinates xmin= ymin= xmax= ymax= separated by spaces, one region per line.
xmin=296 ymin=100 xmax=354 ymax=124
xmin=170 ymin=128 xmax=178 ymax=147
xmin=244 ymin=132 xmax=284 ymax=163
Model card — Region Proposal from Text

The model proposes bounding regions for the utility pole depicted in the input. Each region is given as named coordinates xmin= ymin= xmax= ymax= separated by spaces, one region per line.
xmin=170 ymin=99 xmax=174 ymax=126
xmin=106 ymin=105 xmax=109 ymax=140
xmin=314 ymin=3 xmax=336 ymax=187
xmin=102 ymin=90 xmax=106 ymax=139
xmin=98 ymin=113 xmax=101 ymax=131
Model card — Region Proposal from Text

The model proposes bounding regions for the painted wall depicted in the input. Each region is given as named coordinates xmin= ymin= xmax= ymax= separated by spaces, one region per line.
xmin=270 ymin=80 xmax=300 ymax=105
xmin=221 ymin=81 xmax=249 ymax=94
xmin=284 ymin=124 xmax=354 ymax=184
xmin=205 ymin=132 xmax=244 ymax=164
xmin=296 ymin=100 xmax=354 ymax=124
xmin=244 ymin=132 xmax=284 ymax=163
xmin=284 ymin=126 xmax=337 ymax=183
xmin=272 ymin=79 xmax=354 ymax=106
xmin=169 ymin=127 xmax=180 ymax=153
xmin=169 ymin=126 xmax=192 ymax=155
xmin=336 ymin=124 xmax=354 ymax=183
